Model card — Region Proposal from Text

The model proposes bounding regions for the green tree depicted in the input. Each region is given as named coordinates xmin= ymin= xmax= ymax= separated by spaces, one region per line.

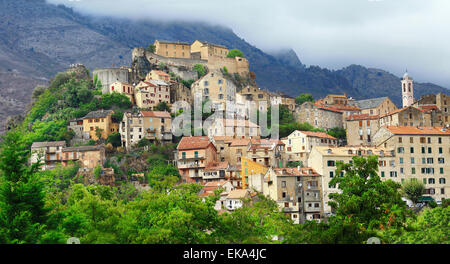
xmin=226 ymin=49 xmax=245 ymax=58
xmin=295 ymin=93 xmax=314 ymax=105
xmin=326 ymin=156 xmax=411 ymax=243
xmin=193 ymin=64 xmax=207 ymax=79
xmin=93 ymin=74 xmax=102 ymax=91
xmin=155 ymin=101 xmax=171 ymax=112
xmin=327 ymin=127 xmax=346 ymax=141
xmin=146 ymin=44 xmax=156 ymax=53
xmin=402 ymin=179 xmax=425 ymax=204
xmin=0 ymin=132 xmax=48 ymax=243
xmin=62 ymin=78 xmax=93 ymax=108
xmin=100 ymin=92 xmax=132 ymax=110
xmin=107 ymin=132 xmax=122 ymax=148
xmin=383 ymin=206 xmax=449 ymax=244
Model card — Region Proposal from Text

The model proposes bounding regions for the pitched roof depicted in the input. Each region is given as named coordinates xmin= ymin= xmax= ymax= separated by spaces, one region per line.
xmin=82 ymin=110 xmax=113 ymax=119
xmin=226 ymin=189 xmax=250 ymax=199
xmin=31 ymin=141 xmax=66 ymax=148
xmin=384 ymin=126 xmax=450 ymax=135
xmin=151 ymin=70 xmax=170 ymax=77
xmin=380 ymin=106 xmax=428 ymax=118
xmin=140 ymin=111 xmax=171 ymax=118
xmin=418 ymin=105 xmax=440 ymax=113
xmin=177 ymin=136 xmax=213 ymax=150
xmin=62 ymin=145 xmax=104 ymax=152
xmin=204 ymin=161 xmax=229 ymax=171
xmin=353 ymin=97 xmax=389 ymax=110
xmin=230 ymin=138 xmax=251 ymax=147
xmin=346 ymin=114 xmax=380 ymax=121
xmin=301 ymin=131 xmax=337 ymax=140
xmin=324 ymin=104 xmax=361 ymax=112
xmin=213 ymin=136 xmax=234 ymax=143
xmin=249 ymin=138 xmax=285 ymax=150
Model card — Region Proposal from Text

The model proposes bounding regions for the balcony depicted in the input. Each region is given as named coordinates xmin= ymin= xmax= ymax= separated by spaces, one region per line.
xmin=178 ymin=161 xmax=204 ymax=168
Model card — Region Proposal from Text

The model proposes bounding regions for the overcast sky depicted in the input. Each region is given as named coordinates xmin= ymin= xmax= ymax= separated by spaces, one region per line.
xmin=48 ymin=0 xmax=450 ymax=88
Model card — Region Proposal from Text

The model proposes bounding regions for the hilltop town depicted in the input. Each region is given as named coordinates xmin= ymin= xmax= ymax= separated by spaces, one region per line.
xmin=2 ymin=39 xmax=449 ymax=242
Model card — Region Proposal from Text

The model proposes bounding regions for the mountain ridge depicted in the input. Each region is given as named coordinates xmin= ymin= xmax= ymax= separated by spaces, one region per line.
xmin=0 ymin=0 xmax=449 ymax=134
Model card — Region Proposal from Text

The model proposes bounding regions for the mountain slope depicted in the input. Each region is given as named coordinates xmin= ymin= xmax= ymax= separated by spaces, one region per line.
xmin=0 ymin=0 xmax=449 ymax=134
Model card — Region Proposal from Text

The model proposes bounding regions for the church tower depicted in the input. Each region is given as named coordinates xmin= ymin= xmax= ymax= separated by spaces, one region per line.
xmin=401 ymin=71 xmax=414 ymax=108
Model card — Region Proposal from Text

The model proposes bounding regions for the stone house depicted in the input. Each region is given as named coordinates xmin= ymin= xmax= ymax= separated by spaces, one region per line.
xmin=135 ymin=80 xmax=170 ymax=109
xmin=30 ymin=141 xmax=66 ymax=170
xmin=82 ymin=110 xmax=118 ymax=140
xmin=282 ymin=130 xmax=338 ymax=164
xmin=248 ymin=167 xmax=322 ymax=224
xmin=61 ymin=145 xmax=106 ymax=169
xmin=379 ymin=106 xmax=432 ymax=127
xmin=294 ymin=102 xmax=344 ymax=130
xmin=192 ymin=70 xmax=237 ymax=112
xmin=109 ymin=81 xmax=135 ymax=104
xmin=207 ymin=118 xmax=259 ymax=138
xmin=413 ymin=93 xmax=450 ymax=125
xmin=67 ymin=118 xmax=90 ymax=145
xmin=352 ymin=97 xmax=398 ymax=116
xmin=345 ymin=114 xmax=381 ymax=146
xmin=120 ymin=110 xmax=172 ymax=149
xmin=176 ymin=136 xmax=218 ymax=184
xmin=237 ymin=86 xmax=271 ymax=113
xmin=146 ymin=70 xmax=170 ymax=82
xmin=224 ymin=189 xmax=251 ymax=211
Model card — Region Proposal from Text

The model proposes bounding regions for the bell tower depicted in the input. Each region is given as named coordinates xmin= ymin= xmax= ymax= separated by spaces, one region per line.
xmin=401 ymin=71 xmax=414 ymax=108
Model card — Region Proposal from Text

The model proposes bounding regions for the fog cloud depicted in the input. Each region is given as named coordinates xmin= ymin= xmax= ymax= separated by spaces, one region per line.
xmin=47 ymin=0 xmax=450 ymax=88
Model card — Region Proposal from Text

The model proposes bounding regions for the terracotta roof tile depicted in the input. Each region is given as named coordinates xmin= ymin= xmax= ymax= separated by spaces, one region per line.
xmin=384 ymin=126 xmax=450 ymax=135
xmin=204 ymin=161 xmax=229 ymax=171
xmin=347 ymin=114 xmax=380 ymax=121
xmin=301 ymin=131 xmax=337 ymax=140
xmin=140 ymin=111 xmax=171 ymax=118
xmin=177 ymin=136 xmax=213 ymax=150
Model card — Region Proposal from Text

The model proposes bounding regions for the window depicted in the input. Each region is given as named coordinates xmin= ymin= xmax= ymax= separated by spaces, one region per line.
xmin=411 ymin=168 xmax=416 ymax=174
xmin=397 ymin=147 xmax=404 ymax=154
xmin=439 ymin=178 xmax=446 ymax=184
xmin=329 ymin=171 xmax=334 ymax=178
xmin=381 ymin=171 xmax=385 ymax=177
xmin=327 ymin=160 xmax=335 ymax=167
xmin=428 ymin=178 xmax=435 ymax=184
xmin=410 ymin=137 xmax=414 ymax=143
xmin=428 ymin=147 xmax=432 ymax=154
xmin=281 ymin=181 xmax=286 ymax=188
xmin=439 ymin=147 xmax=443 ymax=154
xmin=398 ymin=137 xmax=402 ymax=143
xmin=411 ymin=157 xmax=415 ymax=164
xmin=410 ymin=147 xmax=414 ymax=154
xmin=399 ymin=158 xmax=404 ymax=164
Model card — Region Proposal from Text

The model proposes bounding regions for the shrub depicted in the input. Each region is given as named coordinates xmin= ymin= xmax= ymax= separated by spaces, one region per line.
xmin=227 ymin=49 xmax=245 ymax=58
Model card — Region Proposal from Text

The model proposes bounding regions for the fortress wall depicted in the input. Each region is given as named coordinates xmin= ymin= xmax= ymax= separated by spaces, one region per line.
xmin=93 ymin=68 xmax=130 ymax=93
xmin=132 ymin=48 xmax=250 ymax=78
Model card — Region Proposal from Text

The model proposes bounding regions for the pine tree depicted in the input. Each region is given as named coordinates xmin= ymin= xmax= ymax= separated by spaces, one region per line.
xmin=0 ymin=132 xmax=48 ymax=243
